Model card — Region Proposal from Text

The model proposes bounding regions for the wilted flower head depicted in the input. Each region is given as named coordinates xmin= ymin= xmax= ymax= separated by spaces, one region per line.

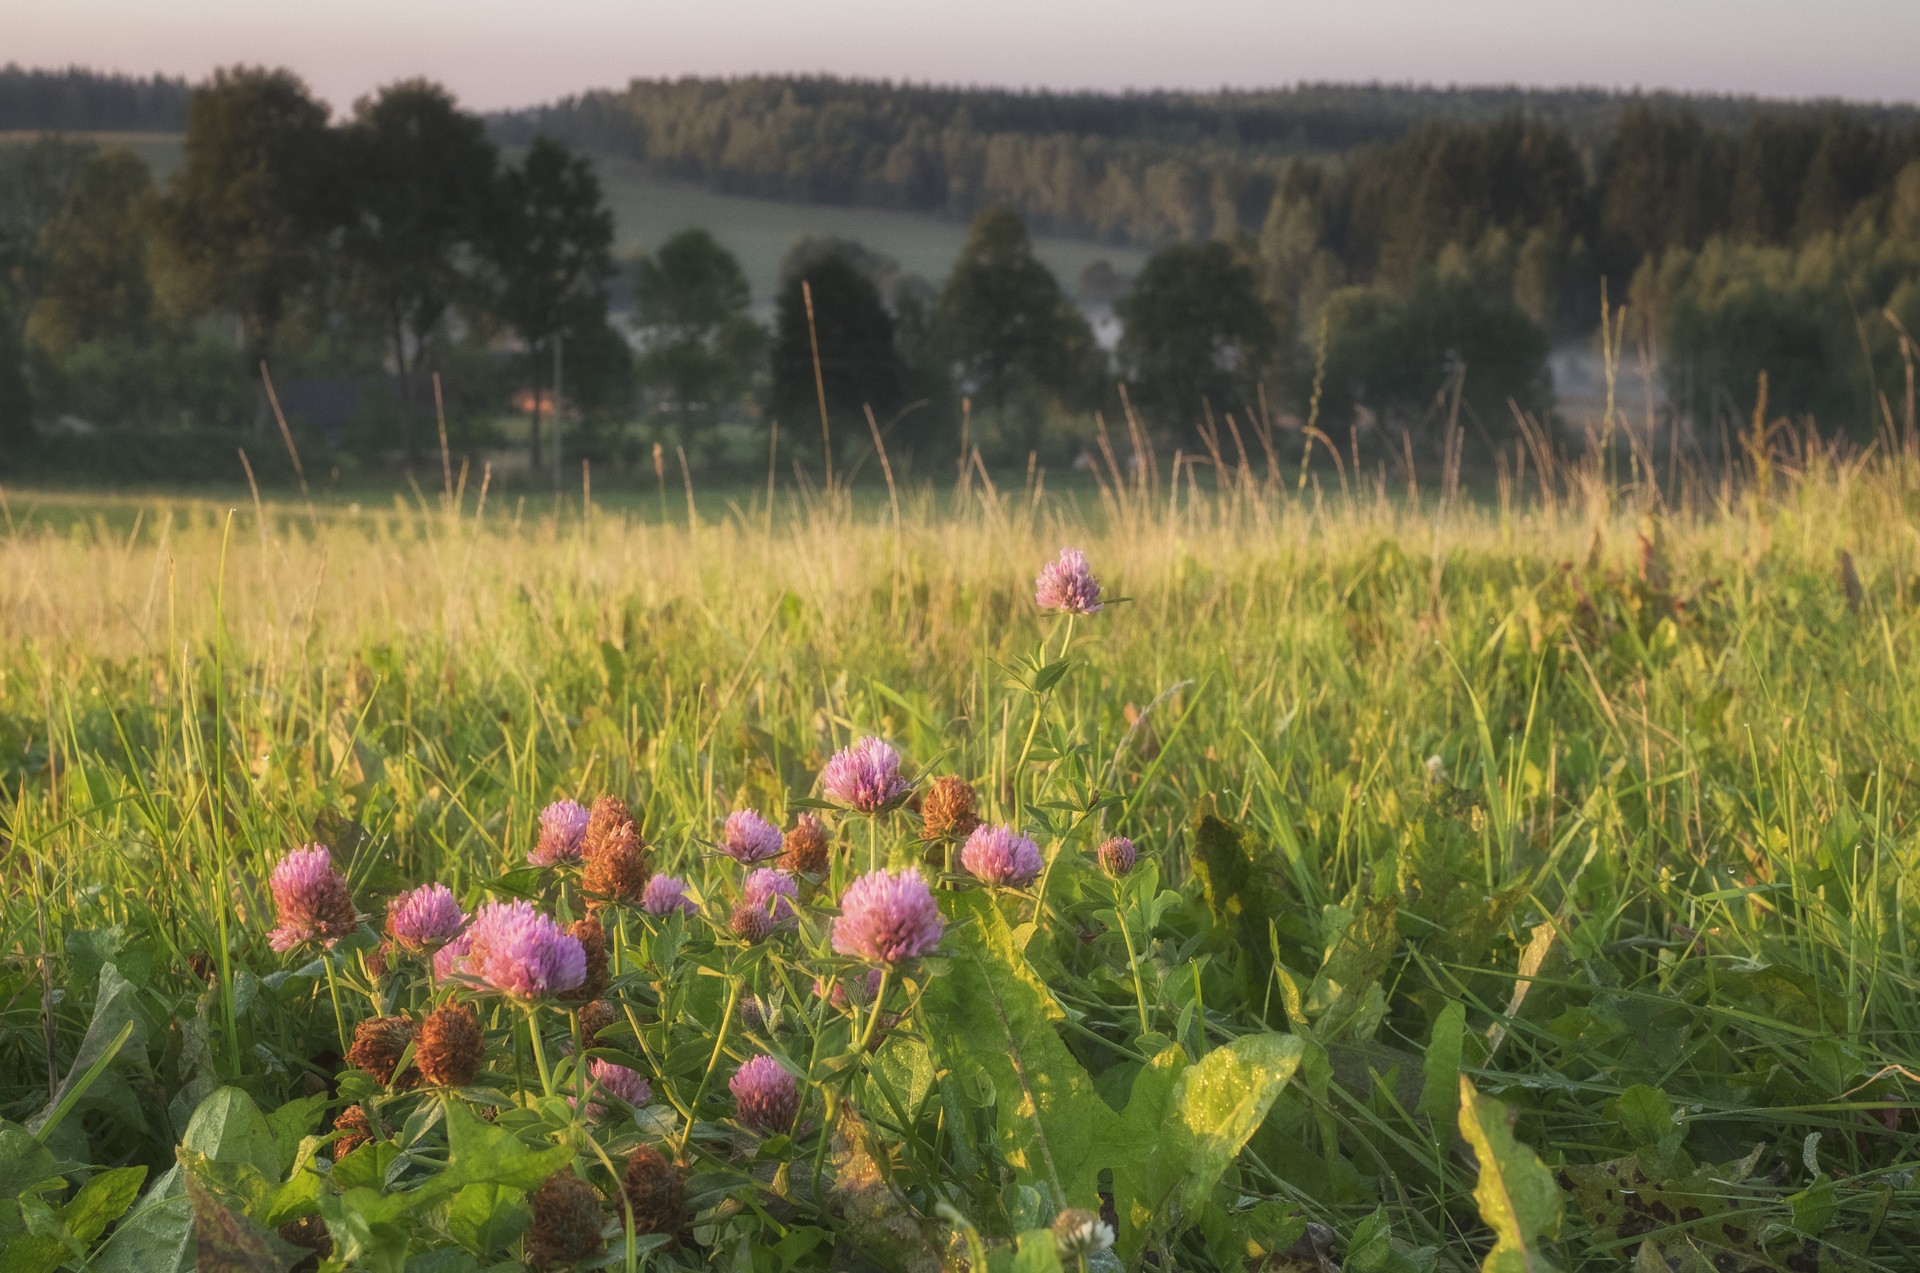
xmin=622 ymin=1145 xmax=686 ymax=1237
xmin=415 ymin=1001 xmax=483 ymax=1088
xmin=780 ymin=812 xmax=831 ymax=875
xmin=575 ymin=1058 xmax=651 ymax=1121
xmin=432 ymin=930 xmax=474 ymax=980
xmin=565 ymin=916 xmax=609 ymax=1001
xmin=1052 ymin=1208 xmax=1115 ymax=1257
xmin=922 ymin=775 xmax=981 ymax=840
xmin=831 ymin=868 xmax=944 ymax=965
xmin=530 ymin=799 xmax=590 ymax=867
xmin=346 ymin=1014 xmax=415 ymax=1086
xmin=813 ymin=967 xmax=885 ymax=1008
xmin=720 ymin=809 xmax=783 ymax=864
xmin=641 ymin=873 xmax=696 ymax=917
xmin=1035 ymin=547 xmax=1103 ymax=614
xmin=821 ymin=736 xmax=911 ymax=813
xmin=961 ymin=824 xmax=1044 ymax=888
xmin=581 ymin=797 xmax=649 ymax=911
xmin=729 ymin=902 xmax=773 ymax=945
xmin=268 ymin=844 xmax=358 ymax=952
xmin=385 ymin=883 xmax=467 ymax=952
xmin=527 ymin=1172 xmax=603 ymax=1271
xmin=1096 ymin=836 xmax=1138 ymax=879
xmin=743 ymin=868 xmax=800 ymax=927
xmin=460 ymin=900 xmax=587 ymax=1001
xmin=729 ymin=1055 xmax=800 ymax=1134
xmin=332 ymin=1104 xmax=375 ymax=1160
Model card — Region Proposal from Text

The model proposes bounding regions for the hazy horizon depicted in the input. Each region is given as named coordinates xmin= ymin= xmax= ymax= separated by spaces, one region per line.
xmin=11 ymin=0 xmax=1919 ymax=117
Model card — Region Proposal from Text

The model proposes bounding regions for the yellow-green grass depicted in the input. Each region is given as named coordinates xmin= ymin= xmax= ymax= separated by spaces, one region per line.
xmin=5 ymin=451 xmax=1920 ymax=1268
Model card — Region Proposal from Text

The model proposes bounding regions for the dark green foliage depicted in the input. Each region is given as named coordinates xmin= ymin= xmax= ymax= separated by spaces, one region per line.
xmin=1319 ymin=272 xmax=1551 ymax=428
xmin=338 ymin=80 xmax=501 ymax=457
xmin=769 ymin=248 xmax=903 ymax=443
xmin=490 ymin=135 xmax=617 ymax=469
xmin=631 ymin=227 xmax=762 ymax=417
xmin=1117 ymin=240 xmax=1282 ymax=435
xmin=936 ymin=205 xmax=1102 ymax=451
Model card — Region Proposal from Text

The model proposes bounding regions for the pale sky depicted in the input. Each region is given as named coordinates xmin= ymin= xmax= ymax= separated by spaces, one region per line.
xmin=9 ymin=0 xmax=1918 ymax=115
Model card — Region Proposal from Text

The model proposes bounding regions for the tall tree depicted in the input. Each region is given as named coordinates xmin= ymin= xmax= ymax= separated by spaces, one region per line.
xmin=0 ymin=136 xmax=94 ymax=438
xmin=769 ymin=248 xmax=902 ymax=455
xmin=31 ymin=147 xmax=156 ymax=356
xmin=339 ymin=79 xmax=499 ymax=458
xmin=149 ymin=67 xmax=335 ymax=370
xmin=1117 ymin=240 xmax=1282 ymax=433
xmin=631 ymin=228 xmax=762 ymax=418
xmin=936 ymin=204 xmax=1099 ymax=450
xmin=490 ymin=136 xmax=616 ymax=471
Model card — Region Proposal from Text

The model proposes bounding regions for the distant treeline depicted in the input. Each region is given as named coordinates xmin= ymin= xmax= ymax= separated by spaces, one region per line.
xmin=493 ymin=76 xmax=1920 ymax=260
xmin=0 ymin=64 xmax=190 ymax=132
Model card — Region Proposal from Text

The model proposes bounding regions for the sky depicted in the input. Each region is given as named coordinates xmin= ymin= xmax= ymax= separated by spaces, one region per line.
xmin=9 ymin=0 xmax=1919 ymax=114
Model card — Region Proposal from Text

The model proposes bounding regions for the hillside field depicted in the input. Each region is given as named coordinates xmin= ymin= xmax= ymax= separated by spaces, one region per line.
xmin=5 ymin=446 xmax=1920 ymax=1270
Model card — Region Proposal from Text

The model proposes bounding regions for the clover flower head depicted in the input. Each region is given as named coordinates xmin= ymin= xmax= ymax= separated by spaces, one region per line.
xmin=821 ymin=736 xmax=911 ymax=813
xmin=729 ymin=1055 xmax=800 ymax=1134
xmin=831 ymin=868 xmax=944 ymax=965
xmin=720 ymin=809 xmax=784 ymax=864
xmin=743 ymin=868 xmax=800 ymax=928
xmin=1096 ymin=836 xmax=1138 ymax=879
xmin=640 ymin=873 xmax=697 ymax=917
xmin=267 ymin=844 xmax=357 ymax=952
xmin=1035 ymin=546 xmax=1103 ymax=614
xmin=460 ymin=900 xmax=587 ymax=1001
xmin=385 ymin=883 xmax=467 ymax=952
xmin=960 ymin=823 xmax=1044 ymax=888
xmin=530 ymin=799 xmax=590 ymax=867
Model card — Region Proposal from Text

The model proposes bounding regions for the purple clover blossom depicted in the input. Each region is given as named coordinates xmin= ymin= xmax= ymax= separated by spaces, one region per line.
xmin=729 ymin=1055 xmax=800 ymax=1134
xmin=267 ymin=844 xmax=357 ymax=952
xmin=574 ymin=1058 xmax=651 ymax=1121
xmin=821 ymin=737 xmax=911 ymax=813
xmin=530 ymin=799 xmax=590 ymax=867
xmin=719 ymin=809 xmax=783 ymax=864
xmin=831 ymin=868 xmax=944 ymax=965
xmin=432 ymin=930 xmax=473 ymax=980
xmin=743 ymin=868 xmax=800 ymax=928
xmin=460 ymin=900 xmax=587 ymax=1001
xmin=640 ymin=874 xmax=696 ymax=917
xmin=1096 ymin=836 xmax=1138 ymax=878
xmin=1035 ymin=547 xmax=1103 ymax=615
xmin=960 ymin=824 xmax=1044 ymax=889
xmin=385 ymin=883 xmax=467 ymax=952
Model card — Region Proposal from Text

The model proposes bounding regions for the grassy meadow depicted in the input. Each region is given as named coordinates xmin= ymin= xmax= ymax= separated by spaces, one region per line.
xmin=5 ymin=445 xmax=1920 ymax=1271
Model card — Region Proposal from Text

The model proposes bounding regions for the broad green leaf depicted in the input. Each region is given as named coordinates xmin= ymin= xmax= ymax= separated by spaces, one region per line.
xmin=62 ymin=1164 xmax=147 ymax=1244
xmin=446 ymin=1183 xmax=528 ymax=1257
xmin=0 ymin=1123 xmax=62 ymax=1195
xmin=1417 ymin=1002 xmax=1466 ymax=1127
xmin=27 ymin=963 xmax=146 ymax=1141
xmin=1163 ymin=1033 xmax=1304 ymax=1213
xmin=1305 ymin=895 xmax=1400 ymax=1038
xmin=264 ymin=1094 xmax=327 ymax=1174
xmin=1098 ymin=1040 xmax=1187 ymax=1257
xmin=182 ymin=1088 xmax=280 ymax=1179
xmin=1608 ymin=1085 xmax=1675 ymax=1151
xmin=1458 ymin=1078 xmax=1563 ymax=1273
xmin=87 ymin=1165 xmax=192 ymax=1273
xmin=922 ymin=891 xmax=1113 ymax=1208
xmin=1010 ymin=1229 xmax=1065 ymax=1273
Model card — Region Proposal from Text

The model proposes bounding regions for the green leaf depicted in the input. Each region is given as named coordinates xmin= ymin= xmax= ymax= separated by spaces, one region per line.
xmin=1099 ymin=1041 xmax=1186 ymax=1256
xmin=1458 ymin=1078 xmax=1563 ymax=1273
xmin=265 ymin=1095 xmax=328 ymax=1174
xmin=1305 ymin=894 xmax=1400 ymax=1038
xmin=1417 ymin=1002 xmax=1466 ymax=1128
xmin=0 ymin=1122 xmax=62 ymax=1195
xmin=87 ymin=1165 xmax=192 ymax=1273
xmin=922 ymin=891 xmax=1113 ymax=1208
xmin=182 ymin=1088 xmax=280 ymax=1180
xmin=1010 ymin=1229 xmax=1064 ymax=1273
xmin=28 ymin=962 xmax=145 ymax=1141
xmin=63 ymin=1165 xmax=147 ymax=1245
xmin=446 ymin=1183 xmax=528 ymax=1257
xmin=1608 ymin=1085 xmax=1676 ymax=1151
xmin=1163 ymin=1033 xmax=1304 ymax=1214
